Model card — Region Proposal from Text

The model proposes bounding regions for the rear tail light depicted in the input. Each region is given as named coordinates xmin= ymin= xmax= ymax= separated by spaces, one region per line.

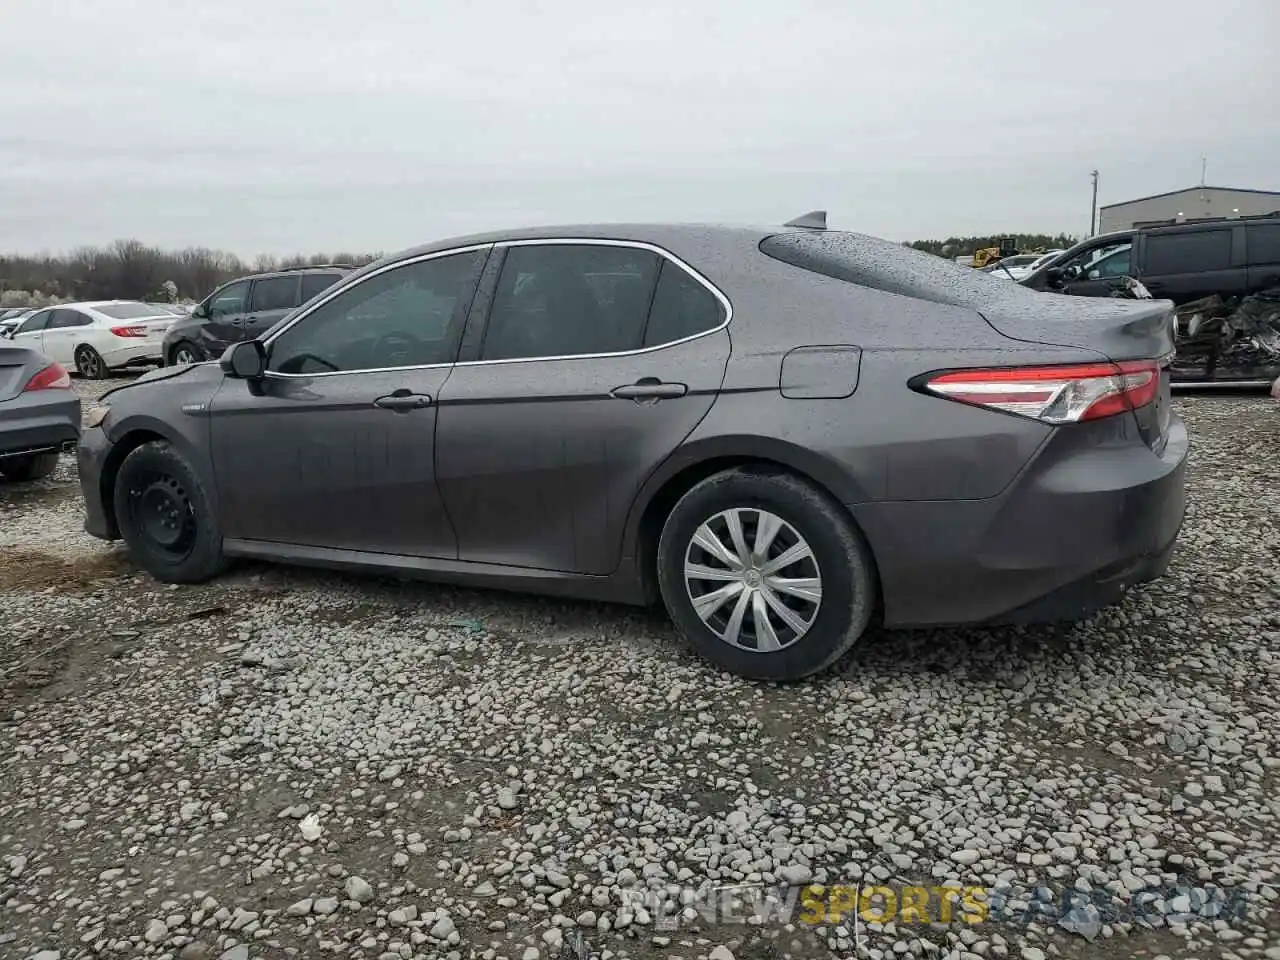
xmin=23 ymin=361 xmax=72 ymax=392
xmin=110 ymin=325 xmax=148 ymax=338
xmin=920 ymin=360 xmax=1160 ymax=424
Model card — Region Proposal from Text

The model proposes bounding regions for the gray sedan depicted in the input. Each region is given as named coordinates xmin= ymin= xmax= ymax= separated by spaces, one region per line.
xmin=0 ymin=344 xmax=80 ymax=481
xmin=76 ymin=216 xmax=1187 ymax=680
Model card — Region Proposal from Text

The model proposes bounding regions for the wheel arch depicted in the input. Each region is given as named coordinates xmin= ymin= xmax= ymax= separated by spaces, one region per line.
xmin=98 ymin=417 xmax=208 ymax=538
xmin=625 ymin=436 xmax=879 ymax=604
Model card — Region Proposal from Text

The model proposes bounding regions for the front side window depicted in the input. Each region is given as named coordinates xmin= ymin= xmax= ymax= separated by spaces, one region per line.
xmin=250 ymin=276 xmax=300 ymax=312
xmin=1086 ymin=248 xmax=1131 ymax=279
xmin=1245 ymin=224 xmax=1280 ymax=266
xmin=643 ymin=259 xmax=725 ymax=347
xmin=1143 ymin=230 xmax=1231 ymax=275
xmin=482 ymin=244 xmax=661 ymax=361
xmin=208 ymin=281 xmax=250 ymax=319
xmin=267 ymin=251 xmax=484 ymax=374
xmin=16 ymin=310 xmax=52 ymax=334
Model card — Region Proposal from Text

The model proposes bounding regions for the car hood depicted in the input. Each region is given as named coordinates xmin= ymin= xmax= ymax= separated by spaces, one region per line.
xmin=101 ymin=357 xmax=225 ymax=406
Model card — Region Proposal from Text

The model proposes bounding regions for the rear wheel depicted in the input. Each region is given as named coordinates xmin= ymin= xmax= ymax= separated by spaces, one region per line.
xmin=114 ymin=441 xmax=227 ymax=583
xmin=171 ymin=341 xmax=202 ymax=366
xmin=0 ymin=451 xmax=59 ymax=482
xmin=75 ymin=345 xmax=108 ymax=380
xmin=657 ymin=467 xmax=876 ymax=681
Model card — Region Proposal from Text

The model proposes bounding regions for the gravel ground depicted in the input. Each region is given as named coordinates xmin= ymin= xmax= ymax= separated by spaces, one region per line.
xmin=1 ymin=376 xmax=1278 ymax=960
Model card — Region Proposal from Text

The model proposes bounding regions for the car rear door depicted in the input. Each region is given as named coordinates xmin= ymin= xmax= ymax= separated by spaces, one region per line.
xmin=1135 ymin=225 xmax=1246 ymax=304
xmin=209 ymin=248 xmax=488 ymax=558
xmin=243 ymin=274 xmax=300 ymax=341
xmin=9 ymin=309 xmax=53 ymax=355
xmin=434 ymin=240 xmax=731 ymax=575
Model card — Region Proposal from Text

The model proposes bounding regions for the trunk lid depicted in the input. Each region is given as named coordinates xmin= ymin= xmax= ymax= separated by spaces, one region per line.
xmin=978 ymin=294 xmax=1176 ymax=363
xmin=0 ymin=345 xmax=37 ymax=402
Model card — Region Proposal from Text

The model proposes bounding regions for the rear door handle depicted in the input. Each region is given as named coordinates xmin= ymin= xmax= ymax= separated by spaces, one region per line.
xmin=611 ymin=378 xmax=688 ymax=402
xmin=374 ymin=392 xmax=433 ymax=412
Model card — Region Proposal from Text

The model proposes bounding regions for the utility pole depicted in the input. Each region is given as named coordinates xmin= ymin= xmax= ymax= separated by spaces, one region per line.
xmin=1089 ymin=170 xmax=1099 ymax=237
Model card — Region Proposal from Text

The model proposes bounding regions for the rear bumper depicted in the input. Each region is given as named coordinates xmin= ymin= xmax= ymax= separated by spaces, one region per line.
xmin=77 ymin=424 xmax=117 ymax=539
xmin=101 ymin=342 xmax=162 ymax=368
xmin=0 ymin=392 xmax=80 ymax=459
xmin=851 ymin=414 xmax=1189 ymax=628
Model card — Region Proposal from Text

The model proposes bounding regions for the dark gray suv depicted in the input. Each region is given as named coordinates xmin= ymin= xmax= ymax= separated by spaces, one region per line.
xmin=77 ymin=218 xmax=1187 ymax=680
xmin=161 ymin=266 xmax=349 ymax=365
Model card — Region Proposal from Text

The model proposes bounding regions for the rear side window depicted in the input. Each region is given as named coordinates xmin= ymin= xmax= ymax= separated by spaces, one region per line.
xmin=482 ymin=244 xmax=661 ymax=361
xmin=301 ymin=272 xmax=342 ymax=303
xmin=250 ymin=276 xmax=300 ymax=312
xmin=759 ymin=231 xmax=1038 ymax=309
xmin=1246 ymin=224 xmax=1280 ymax=266
xmin=1142 ymin=230 xmax=1232 ymax=275
xmin=50 ymin=310 xmax=91 ymax=329
xmin=643 ymin=260 xmax=725 ymax=347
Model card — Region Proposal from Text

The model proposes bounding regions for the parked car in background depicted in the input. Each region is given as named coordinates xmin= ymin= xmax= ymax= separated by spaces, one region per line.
xmin=7 ymin=302 xmax=177 ymax=379
xmin=162 ymin=266 xmax=350 ymax=365
xmin=79 ymin=216 xmax=1186 ymax=681
xmin=0 ymin=308 xmax=34 ymax=338
xmin=0 ymin=343 xmax=79 ymax=481
xmin=979 ymin=253 xmax=1040 ymax=280
xmin=147 ymin=302 xmax=193 ymax=317
xmin=1021 ymin=214 xmax=1280 ymax=385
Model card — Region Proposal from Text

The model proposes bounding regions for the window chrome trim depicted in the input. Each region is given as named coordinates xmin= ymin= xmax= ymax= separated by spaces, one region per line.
xmin=258 ymin=237 xmax=732 ymax=379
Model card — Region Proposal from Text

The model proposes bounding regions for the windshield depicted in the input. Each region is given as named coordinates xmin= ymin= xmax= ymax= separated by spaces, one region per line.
xmin=94 ymin=302 xmax=172 ymax=320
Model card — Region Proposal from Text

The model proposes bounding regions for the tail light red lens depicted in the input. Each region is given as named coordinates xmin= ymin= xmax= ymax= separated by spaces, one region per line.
xmin=921 ymin=360 xmax=1160 ymax=424
xmin=23 ymin=361 xmax=72 ymax=392
xmin=110 ymin=325 xmax=148 ymax=338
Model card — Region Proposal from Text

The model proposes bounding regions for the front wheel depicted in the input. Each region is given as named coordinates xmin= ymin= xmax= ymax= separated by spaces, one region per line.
xmin=113 ymin=441 xmax=227 ymax=583
xmin=657 ymin=467 xmax=877 ymax=681
xmin=170 ymin=341 xmax=203 ymax=366
xmin=0 ymin=451 xmax=59 ymax=482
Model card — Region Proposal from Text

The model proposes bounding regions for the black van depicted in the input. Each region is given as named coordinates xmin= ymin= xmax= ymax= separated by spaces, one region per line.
xmin=161 ymin=265 xmax=351 ymax=366
xmin=1021 ymin=215 xmax=1280 ymax=385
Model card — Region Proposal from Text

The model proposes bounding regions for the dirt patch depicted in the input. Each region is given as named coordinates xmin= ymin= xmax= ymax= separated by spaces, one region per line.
xmin=0 ymin=546 xmax=133 ymax=591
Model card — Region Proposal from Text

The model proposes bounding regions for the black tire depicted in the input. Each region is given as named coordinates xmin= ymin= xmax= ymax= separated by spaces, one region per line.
xmin=75 ymin=345 xmax=108 ymax=380
xmin=170 ymin=341 xmax=203 ymax=366
xmin=113 ymin=441 xmax=227 ymax=583
xmin=657 ymin=467 xmax=877 ymax=681
xmin=0 ymin=451 xmax=59 ymax=482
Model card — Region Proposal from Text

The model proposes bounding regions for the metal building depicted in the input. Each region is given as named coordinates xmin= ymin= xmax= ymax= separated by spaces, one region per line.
xmin=1098 ymin=186 xmax=1280 ymax=233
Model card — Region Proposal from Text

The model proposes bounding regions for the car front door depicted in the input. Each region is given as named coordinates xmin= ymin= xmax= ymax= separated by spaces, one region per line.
xmin=209 ymin=247 xmax=489 ymax=557
xmin=40 ymin=309 xmax=93 ymax=365
xmin=243 ymin=275 xmax=300 ymax=341
xmin=1058 ymin=239 xmax=1135 ymax=297
xmin=10 ymin=309 xmax=53 ymax=355
xmin=435 ymin=240 xmax=732 ymax=575
xmin=199 ymin=279 xmax=252 ymax=357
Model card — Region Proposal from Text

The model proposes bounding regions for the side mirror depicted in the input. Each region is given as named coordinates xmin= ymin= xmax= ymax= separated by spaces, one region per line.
xmin=191 ymin=303 xmax=209 ymax=319
xmin=220 ymin=339 xmax=266 ymax=379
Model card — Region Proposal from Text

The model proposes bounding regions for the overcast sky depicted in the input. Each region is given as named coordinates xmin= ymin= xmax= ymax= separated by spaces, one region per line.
xmin=2 ymin=0 xmax=1275 ymax=257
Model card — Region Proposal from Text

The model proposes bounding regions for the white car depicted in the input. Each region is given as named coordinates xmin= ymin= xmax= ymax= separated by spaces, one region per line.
xmin=7 ymin=301 xmax=176 ymax=379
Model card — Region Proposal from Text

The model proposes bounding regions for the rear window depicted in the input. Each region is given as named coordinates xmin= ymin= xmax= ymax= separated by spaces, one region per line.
xmin=1246 ymin=224 xmax=1280 ymax=267
xmin=95 ymin=302 xmax=170 ymax=320
xmin=759 ymin=231 xmax=1039 ymax=308
xmin=301 ymin=272 xmax=343 ymax=303
xmin=1142 ymin=229 xmax=1232 ymax=275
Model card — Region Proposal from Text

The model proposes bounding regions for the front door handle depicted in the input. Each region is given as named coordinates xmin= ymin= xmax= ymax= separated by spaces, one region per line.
xmin=374 ymin=391 xmax=433 ymax=412
xmin=611 ymin=378 xmax=688 ymax=402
